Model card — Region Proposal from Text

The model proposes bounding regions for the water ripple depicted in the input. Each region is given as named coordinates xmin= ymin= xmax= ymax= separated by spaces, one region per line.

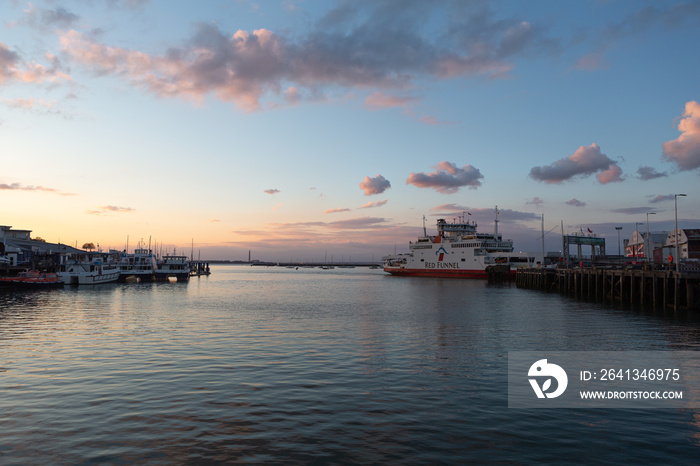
xmin=1 ymin=267 xmax=700 ymax=463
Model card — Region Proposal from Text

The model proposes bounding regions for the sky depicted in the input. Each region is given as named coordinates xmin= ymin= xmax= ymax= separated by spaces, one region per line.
xmin=1 ymin=0 xmax=700 ymax=262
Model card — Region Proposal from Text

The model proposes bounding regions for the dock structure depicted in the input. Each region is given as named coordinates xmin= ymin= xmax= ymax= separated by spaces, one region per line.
xmin=190 ymin=261 xmax=211 ymax=277
xmin=515 ymin=267 xmax=700 ymax=311
xmin=486 ymin=265 xmax=514 ymax=283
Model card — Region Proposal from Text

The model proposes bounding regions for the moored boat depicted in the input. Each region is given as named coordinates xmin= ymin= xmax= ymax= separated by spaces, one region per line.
xmin=0 ymin=271 xmax=64 ymax=289
xmin=116 ymin=248 xmax=156 ymax=282
xmin=155 ymin=254 xmax=190 ymax=282
xmin=57 ymin=252 xmax=120 ymax=285
xmin=383 ymin=208 xmax=542 ymax=279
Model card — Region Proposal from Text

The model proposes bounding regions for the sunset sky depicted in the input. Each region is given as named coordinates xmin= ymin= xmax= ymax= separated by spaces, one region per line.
xmin=2 ymin=0 xmax=699 ymax=262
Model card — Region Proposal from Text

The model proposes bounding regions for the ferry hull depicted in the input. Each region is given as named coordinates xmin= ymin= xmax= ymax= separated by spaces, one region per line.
xmin=59 ymin=272 xmax=120 ymax=285
xmin=383 ymin=266 xmax=510 ymax=279
xmin=154 ymin=272 xmax=190 ymax=282
xmin=118 ymin=272 xmax=155 ymax=282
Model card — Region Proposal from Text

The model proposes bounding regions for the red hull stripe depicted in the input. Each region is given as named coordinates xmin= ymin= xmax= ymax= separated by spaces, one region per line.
xmin=383 ymin=267 xmax=514 ymax=279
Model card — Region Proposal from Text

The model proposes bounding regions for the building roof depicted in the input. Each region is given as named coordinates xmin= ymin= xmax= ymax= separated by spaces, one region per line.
xmin=5 ymin=238 xmax=84 ymax=255
xmin=628 ymin=231 xmax=669 ymax=246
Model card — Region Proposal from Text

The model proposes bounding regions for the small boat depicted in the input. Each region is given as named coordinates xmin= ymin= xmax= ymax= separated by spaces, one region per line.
xmin=0 ymin=271 xmax=64 ymax=289
xmin=155 ymin=254 xmax=190 ymax=282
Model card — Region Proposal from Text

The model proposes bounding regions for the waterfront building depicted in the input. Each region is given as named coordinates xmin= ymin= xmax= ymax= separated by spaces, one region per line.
xmin=663 ymin=229 xmax=700 ymax=262
xmin=1 ymin=225 xmax=82 ymax=267
xmin=625 ymin=230 xmax=669 ymax=260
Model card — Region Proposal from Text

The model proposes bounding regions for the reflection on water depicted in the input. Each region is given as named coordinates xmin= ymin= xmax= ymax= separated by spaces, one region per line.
xmin=1 ymin=266 xmax=700 ymax=463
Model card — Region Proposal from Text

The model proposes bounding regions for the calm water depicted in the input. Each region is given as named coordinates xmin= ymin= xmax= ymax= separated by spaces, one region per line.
xmin=2 ymin=265 xmax=700 ymax=464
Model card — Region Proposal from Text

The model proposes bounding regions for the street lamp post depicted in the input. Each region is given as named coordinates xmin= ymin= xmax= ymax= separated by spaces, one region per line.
xmin=674 ymin=194 xmax=687 ymax=274
xmin=645 ymin=212 xmax=655 ymax=263
xmin=615 ymin=226 xmax=623 ymax=257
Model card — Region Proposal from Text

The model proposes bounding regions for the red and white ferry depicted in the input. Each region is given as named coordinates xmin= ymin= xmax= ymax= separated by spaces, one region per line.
xmin=383 ymin=209 xmax=542 ymax=279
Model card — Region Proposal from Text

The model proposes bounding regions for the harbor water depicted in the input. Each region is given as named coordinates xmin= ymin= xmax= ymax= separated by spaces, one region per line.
xmin=2 ymin=265 xmax=700 ymax=464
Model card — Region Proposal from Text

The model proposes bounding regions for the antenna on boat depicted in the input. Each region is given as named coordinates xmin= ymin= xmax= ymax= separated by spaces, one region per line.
xmin=541 ymin=214 xmax=545 ymax=266
xmin=493 ymin=206 xmax=500 ymax=240
xmin=422 ymin=215 xmax=427 ymax=237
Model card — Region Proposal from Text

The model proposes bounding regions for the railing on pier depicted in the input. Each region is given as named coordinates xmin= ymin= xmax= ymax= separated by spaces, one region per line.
xmin=515 ymin=268 xmax=700 ymax=311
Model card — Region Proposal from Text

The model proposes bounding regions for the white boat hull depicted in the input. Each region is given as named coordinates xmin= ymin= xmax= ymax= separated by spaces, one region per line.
xmin=58 ymin=266 xmax=120 ymax=285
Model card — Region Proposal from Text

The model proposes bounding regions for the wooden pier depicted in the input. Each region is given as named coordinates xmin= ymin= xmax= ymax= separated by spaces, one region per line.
xmin=486 ymin=265 xmax=514 ymax=283
xmin=515 ymin=267 xmax=700 ymax=311
xmin=190 ymin=261 xmax=211 ymax=277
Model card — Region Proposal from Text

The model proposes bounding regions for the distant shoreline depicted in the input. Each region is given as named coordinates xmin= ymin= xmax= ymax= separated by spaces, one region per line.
xmin=206 ymin=260 xmax=382 ymax=267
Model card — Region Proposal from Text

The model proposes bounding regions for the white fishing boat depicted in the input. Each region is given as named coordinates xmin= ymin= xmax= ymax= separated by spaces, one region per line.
xmin=57 ymin=252 xmax=120 ymax=285
xmin=383 ymin=208 xmax=542 ymax=279
xmin=155 ymin=254 xmax=190 ymax=282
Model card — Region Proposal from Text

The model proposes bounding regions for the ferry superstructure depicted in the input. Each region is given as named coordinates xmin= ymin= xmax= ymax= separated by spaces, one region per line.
xmin=383 ymin=210 xmax=541 ymax=279
xmin=116 ymin=248 xmax=157 ymax=282
xmin=57 ymin=252 xmax=120 ymax=285
xmin=155 ymin=254 xmax=190 ymax=282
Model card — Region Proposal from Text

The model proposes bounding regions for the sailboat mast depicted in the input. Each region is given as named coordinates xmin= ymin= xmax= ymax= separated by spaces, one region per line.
xmin=541 ymin=214 xmax=545 ymax=265
xmin=493 ymin=206 xmax=499 ymax=240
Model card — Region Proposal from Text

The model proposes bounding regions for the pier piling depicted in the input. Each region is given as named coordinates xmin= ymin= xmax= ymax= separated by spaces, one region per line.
xmin=516 ymin=267 xmax=700 ymax=311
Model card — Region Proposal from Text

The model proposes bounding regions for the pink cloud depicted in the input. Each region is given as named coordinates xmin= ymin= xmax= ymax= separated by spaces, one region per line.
xmin=56 ymin=3 xmax=559 ymax=112
xmin=323 ymin=207 xmax=351 ymax=214
xmin=60 ymin=28 xmax=277 ymax=111
xmin=359 ymin=200 xmax=388 ymax=209
xmin=86 ymin=205 xmax=134 ymax=215
xmin=325 ymin=217 xmax=389 ymax=230
xmin=0 ymin=42 xmax=70 ymax=85
xmin=663 ymin=101 xmax=700 ymax=170
xmin=16 ymin=4 xmax=80 ymax=30
xmin=0 ymin=181 xmax=75 ymax=196
xmin=649 ymin=194 xmax=675 ymax=204
xmin=406 ymin=161 xmax=483 ymax=193
xmin=434 ymin=56 xmax=513 ymax=79
xmin=364 ymin=95 xmax=457 ymax=126
xmin=264 ymin=189 xmax=280 ymax=195
xmin=596 ymin=163 xmax=623 ymax=184
xmin=284 ymin=86 xmax=301 ymax=104
xmin=0 ymin=97 xmax=63 ymax=116
xmin=365 ymin=92 xmax=416 ymax=110
xmin=101 ymin=205 xmax=134 ymax=212
xmin=417 ymin=115 xmax=456 ymax=126
xmin=530 ymin=143 xmax=623 ymax=184
xmin=572 ymin=51 xmax=608 ymax=72
xmin=359 ymin=174 xmax=391 ymax=195
xmin=431 ymin=203 xmax=470 ymax=213
xmin=636 ymin=166 xmax=667 ymax=180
